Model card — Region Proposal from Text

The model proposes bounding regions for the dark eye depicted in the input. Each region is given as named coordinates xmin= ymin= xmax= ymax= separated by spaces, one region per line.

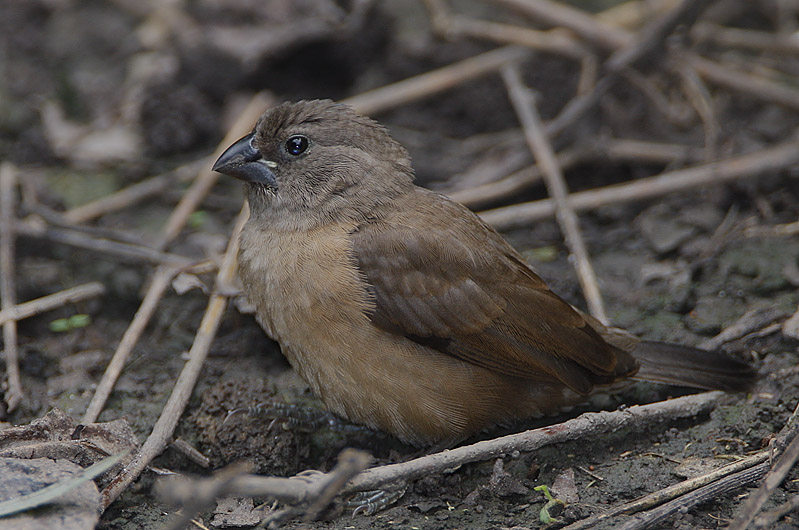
xmin=285 ymin=135 xmax=309 ymax=156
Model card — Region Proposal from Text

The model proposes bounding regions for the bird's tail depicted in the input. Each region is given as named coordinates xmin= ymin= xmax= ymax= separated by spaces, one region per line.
xmin=630 ymin=341 xmax=756 ymax=392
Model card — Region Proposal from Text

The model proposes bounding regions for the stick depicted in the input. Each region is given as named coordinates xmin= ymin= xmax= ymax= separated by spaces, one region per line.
xmin=688 ymin=53 xmax=799 ymax=113
xmin=449 ymin=139 xmax=705 ymax=210
xmin=434 ymin=16 xmax=588 ymax=60
xmin=502 ymin=65 xmax=608 ymax=323
xmin=449 ymin=146 xmax=586 ymax=209
xmin=82 ymin=266 xmax=178 ymax=424
xmin=63 ymin=158 xmax=207 ymax=224
xmin=693 ymin=22 xmax=799 ymax=55
xmin=101 ymin=203 xmax=249 ymax=509
xmin=489 ymin=0 xmax=632 ymax=51
xmin=728 ymin=402 xmax=799 ymax=530
xmin=478 ymin=134 xmax=799 ymax=230
xmin=0 ymin=282 xmax=106 ymax=326
xmin=561 ymin=451 xmax=770 ymax=530
xmin=546 ymin=0 xmax=714 ymax=138
xmin=0 ymin=163 xmax=22 ymax=411
xmin=342 ymin=46 xmax=532 ymax=116
xmin=15 ymin=221 xmax=192 ymax=266
xmin=340 ymin=391 xmax=724 ymax=494
xmin=616 ymin=461 xmax=770 ymax=530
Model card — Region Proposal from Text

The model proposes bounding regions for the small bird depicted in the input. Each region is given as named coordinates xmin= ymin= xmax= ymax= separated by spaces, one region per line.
xmin=213 ymin=100 xmax=755 ymax=447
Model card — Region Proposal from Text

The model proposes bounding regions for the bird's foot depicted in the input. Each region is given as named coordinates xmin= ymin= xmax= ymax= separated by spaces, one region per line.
xmin=345 ymin=484 xmax=407 ymax=516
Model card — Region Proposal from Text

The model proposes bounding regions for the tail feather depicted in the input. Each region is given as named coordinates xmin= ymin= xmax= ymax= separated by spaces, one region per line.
xmin=631 ymin=341 xmax=756 ymax=392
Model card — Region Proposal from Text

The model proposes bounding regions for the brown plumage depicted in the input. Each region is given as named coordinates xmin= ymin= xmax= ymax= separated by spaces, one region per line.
xmin=213 ymin=100 xmax=755 ymax=447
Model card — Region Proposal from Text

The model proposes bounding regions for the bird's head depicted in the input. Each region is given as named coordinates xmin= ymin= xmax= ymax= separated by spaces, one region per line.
xmin=213 ymin=100 xmax=415 ymax=229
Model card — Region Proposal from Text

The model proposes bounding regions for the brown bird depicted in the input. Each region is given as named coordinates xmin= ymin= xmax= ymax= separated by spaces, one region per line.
xmin=213 ymin=99 xmax=755 ymax=447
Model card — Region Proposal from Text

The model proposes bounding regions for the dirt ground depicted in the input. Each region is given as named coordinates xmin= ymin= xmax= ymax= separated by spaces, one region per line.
xmin=2 ymin=0 xmax=799 ymax=529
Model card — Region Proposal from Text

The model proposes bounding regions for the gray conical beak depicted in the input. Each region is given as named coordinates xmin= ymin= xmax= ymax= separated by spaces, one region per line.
xmin=213 ymin=132 xmax=277 ymax=188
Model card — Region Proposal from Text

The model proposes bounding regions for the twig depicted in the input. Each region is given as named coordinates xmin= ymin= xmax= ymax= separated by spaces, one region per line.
xmin=561 ymin=451 xmax=770 ymax=530
xmin=160 ymin=461 xmax=254 ymax=530
xmin=489 ymin=0 xmax=632 ymax=51
xmin=338 ymin=391 xmax=725 ymax=494
xmin=699 ymin=307 xmax=788 ymax=350
xmin=433 ymin=15 xmax=588 ymax=60
xmin=449 ymin=138 xmax=705 ymax=210
xmin=101 ymin=203 xmax=249 ymax=509
xmin=302 ymin=449 xmax=373 ymax=522
xmin=603 ymin=0 xmax=713 ymax=73
xmin=688 ymin=53 xmax=799 ymax=113
xmin=615 ymin=460 xmax=770 ymax=530
xmin=196 ymin=394 xmax=726 ymax=508
xmin=744 ymin=220 xmax=799 ymax=239
xmin=675 ymin=58 xmax=719 ymax=161
xmin=342 ymin=46 xmax=532 ymax=116
xmin=82 ymin=266 xmax=179 ymax=424
xmin=546 ymin=0 xmax=714 ymax=138
xmin=15 ymin=220 xmax=192 ymax=266
xmin=26 ymin=203 xmax=151 ymax=246
xmin=449 ymin=146 xmax=586 ymax=209
xmin=595 ymin=0 xmax=681 ymax=30
xmin=502 ymin=64 xmax=608 ymax=323
xmin=63 ymin=158 xmax=207 ymax=224
xmin=153 ymin=93 xmax=272 ymax=251
xmin=0 ymin=163 xmax=22 ymax=412
xmin=753 ymin=493 xmax=799 ymax=528
xmin=157 ymin=449 xmax=372 ymax=526
xmin=616 ymin=399 xmax=799 ymax=530
xmin=728 ymin=401 xmax=799 ymax=530
xmin=169 ymin=438 xmax=211 ymax=469
xmin=0 ymin=282 xmax=106 ymax=327
xmin=602 ymin=138 xmax=706 ymax=164
xmin=692 ymin=22 xmax=799 ymax=55
xmin=478 ymin=133 xmax=799 ymax=230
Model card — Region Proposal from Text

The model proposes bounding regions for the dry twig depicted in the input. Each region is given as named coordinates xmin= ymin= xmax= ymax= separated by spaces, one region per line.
xmin=502 ymin=64 xmax=608 ymax=323
xmin=82 ymin=266 xmax=179 ymax=424
xmin=101 ymin=204 xmax=249 ymax=508
xmin=479 ymin=133 xmax=799 ymax=230
xmin=699 ymin=307 xmax=789 ymax=350
xmin=0 ymin=282 xmax=106 ymax=327
xmin=692 ymin=22 xmax=799 ymax=55
xmin=547 ymin=0 xmax=714 ymax=138
xmin=15 ymin=220 xmax=191 ymax=266
xmin=615 ymin=460 xmax=770 ymax=530
xmin=157 ymin=449 xmax=372 ymax=527
xmin=0 ymin=163 xmax=22 ymax=411
xmin=63 ymin=158 xmax=208 ymax=225
xmin=688 ymin=53 xmax=799 ymax=113
xmin=341 ymin=391 xmax=724 ymax=494
xmin=728 ymin=401 xmax=799 ymax=530
xmin=342 ymin=46 xmax=532 ymax=116
xmin=561 ymin=451 xmax=770 ymax=530
xmin=489 ymin=0 xmax=632 ymax=51
xmin=449 ymin=138 xmax=705 ymax=209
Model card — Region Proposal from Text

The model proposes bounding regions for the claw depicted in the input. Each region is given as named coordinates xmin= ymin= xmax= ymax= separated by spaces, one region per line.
xmin=346 ymin=485 xmax=407 ymax=516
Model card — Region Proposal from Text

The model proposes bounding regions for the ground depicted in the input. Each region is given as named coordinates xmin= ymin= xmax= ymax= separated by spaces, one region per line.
xmin=2 ymin=0 xmax=799 ymax=529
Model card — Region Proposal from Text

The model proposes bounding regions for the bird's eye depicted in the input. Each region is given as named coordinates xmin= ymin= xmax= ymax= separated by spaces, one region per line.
xmin=285 ymin=135 xmax=309 ymax=156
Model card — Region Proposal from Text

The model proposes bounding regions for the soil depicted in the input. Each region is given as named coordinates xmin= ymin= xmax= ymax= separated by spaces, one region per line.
xmin=3 ymin=1 xmax=799 ymax=529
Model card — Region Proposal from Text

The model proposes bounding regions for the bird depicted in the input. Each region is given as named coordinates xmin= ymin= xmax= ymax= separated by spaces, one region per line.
xmin=212 ymin=99 xmax=755 ymax=448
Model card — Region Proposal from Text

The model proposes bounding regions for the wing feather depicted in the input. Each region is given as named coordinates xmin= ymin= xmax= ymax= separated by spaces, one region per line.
xmin=351 ymin=190 xmax=637 ymax=395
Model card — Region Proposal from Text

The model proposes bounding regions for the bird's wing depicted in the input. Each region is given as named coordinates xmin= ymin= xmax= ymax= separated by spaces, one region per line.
xmin=350 ymin=190 xmax=637 ymax=395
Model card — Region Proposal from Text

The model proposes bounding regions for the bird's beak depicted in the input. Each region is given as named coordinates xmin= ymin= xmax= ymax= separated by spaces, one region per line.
xmin=213 ymin=132 xmax=277 ymax=188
